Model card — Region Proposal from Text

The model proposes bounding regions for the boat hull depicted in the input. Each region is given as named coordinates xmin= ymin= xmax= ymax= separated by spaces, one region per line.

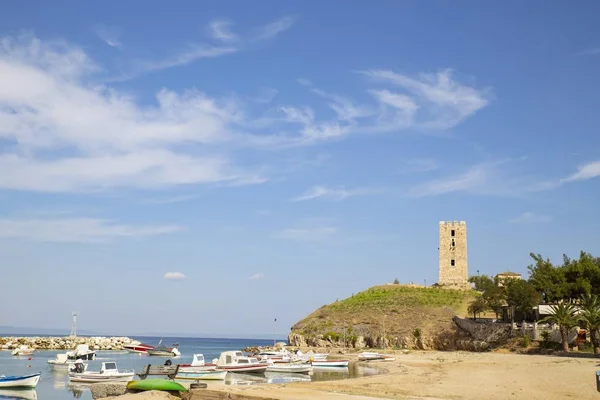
xmin=0 ymin=374 xmax=41 ymax=389
xmin=69 ymin=373 xmax=134 ymax=383
xmin=146 ymin=350 xmax=175 ymax=357
xmin=126 ymin=379 xmax=186 ymax=391
xmin=179 ymin=364 xmax=217 ymax=373
xmin=311 ymin=360 xmax=349 ymax=367
xmin=176 ymin=371 xmax=228 ymax=381
xmin=123 ymin=344 xmax=154 ymax=354
xmin=216 ymin=365 xmax=268 ymax=374
xmin=266 ymin=365 xmax=312 ymax=374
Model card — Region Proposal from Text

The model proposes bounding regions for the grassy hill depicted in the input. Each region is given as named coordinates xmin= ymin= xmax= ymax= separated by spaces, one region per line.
xmin=291 ymin=285 xmax=475 ymax=343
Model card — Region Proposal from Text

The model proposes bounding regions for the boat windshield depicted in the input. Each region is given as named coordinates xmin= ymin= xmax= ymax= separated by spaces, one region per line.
xmin=104 ymin=362 xmax=117 ymax=371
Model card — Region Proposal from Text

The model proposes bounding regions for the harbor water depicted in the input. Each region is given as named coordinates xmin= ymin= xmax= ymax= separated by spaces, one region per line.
xmin=0 ymin=336 xmax=380 ymax=400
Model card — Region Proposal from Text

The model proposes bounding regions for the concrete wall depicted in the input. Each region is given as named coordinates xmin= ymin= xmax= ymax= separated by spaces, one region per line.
xmin=438 ymin=221 xmax=469 ymax=288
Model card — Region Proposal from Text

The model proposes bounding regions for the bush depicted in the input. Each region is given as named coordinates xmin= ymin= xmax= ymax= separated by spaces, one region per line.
xmin=323 ymin=331 xmax=340 ymax=342
xmin=393 ymin=278 xmax=400 ymax=284
xmin=522 ymin=334 xmax=531 ymax=347
xmin=413 ymin=328 xmax=422 ymax=339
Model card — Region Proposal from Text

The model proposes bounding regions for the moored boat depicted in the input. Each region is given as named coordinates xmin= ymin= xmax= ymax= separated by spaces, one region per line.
xmin=146 ymin=341 xmax=181 ymax=357
xmin=48 ymin=354 xmax=88 ymax=371
xmin=66 ymin=344 xmax=96 ymax=361
xmin=175 ymin=370 xmax=228 ymax=381
xmin=68 ymin=361 xmax=134 ymax=383
xmin=123 ymin=342 xmax=154 ymax=354
xmin=311 ymin=360 xmax=349 ymax=367
xmin=11 ymin=346 xmax=34 ymax=356
xmin=266 ymin=363 xmax=312 ymax=374
xmin=0 ymin=373 xmax=41 ymax=389
xmin=215 ymin=351 xmax=269 ymax=374
xmin=358 ymin=351 xmax=385 ymax=361
xmin=179 ymin=354 xmax=217 ymax=373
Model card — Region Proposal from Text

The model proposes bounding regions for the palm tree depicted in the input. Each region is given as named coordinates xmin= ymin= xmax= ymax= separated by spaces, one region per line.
xmin=578 ymin=293 xmax=600 ymax=354
xmin=540 ymin=301 xmax=578 ymax=352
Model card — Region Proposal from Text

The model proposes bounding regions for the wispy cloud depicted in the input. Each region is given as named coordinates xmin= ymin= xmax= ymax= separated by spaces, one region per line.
xmin=134 ymin=45 xmax=237 ymax=75
xmin=408 ymin=162 xmax=492 ymax=197
xmin=208 ymin=20 xmax=238 ymax=42
xmin=253 ymin=16 xmax=297 ymax=41
xmin=562 ymin=160 xmax=600 ymax=182
xmin=139 ymin=195 xmax=201 ymax=205
xmin=575 ymin=47 xmax=600 ymax=56
xmin=94 ymin=24 xmax=121 ymax=48
xmin=276 ymin=226 xmax=337 ymax=241
xmin=292 ymin=185 xmax=377 ymax=202
xmin=248 ymin=273 xmax=264 ymax=281
xmin=509 ymin=212 xmax=552 ymax=224
xmin=0 ymin=218 xmax=183 ymax=243
xmin=399 ymin=158 xmax=439 ymax=174
xmin=164 ymin=272 xmax=186 ymax=280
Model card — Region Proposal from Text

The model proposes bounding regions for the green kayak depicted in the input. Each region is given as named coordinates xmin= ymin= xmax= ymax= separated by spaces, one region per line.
xmin=127 ymin=379 xmax=187 ymax=392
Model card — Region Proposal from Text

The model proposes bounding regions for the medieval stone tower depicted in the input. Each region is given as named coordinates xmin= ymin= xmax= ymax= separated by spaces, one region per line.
xmin=438 ymin=221 xmax=468 ymax=289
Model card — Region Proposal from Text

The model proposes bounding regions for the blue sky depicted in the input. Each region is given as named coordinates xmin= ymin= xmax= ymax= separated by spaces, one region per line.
xmin=1 ymin=1 xmax=599 ymax=336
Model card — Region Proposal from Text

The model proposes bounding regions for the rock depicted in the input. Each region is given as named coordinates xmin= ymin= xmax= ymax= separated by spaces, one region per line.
xmin=90 ymin=382 xmax=128 ymax=399
xmin=452 ymin=316 xmax=511 ymax=343
xmin=354 ymin=336 xmax=366 ymax=349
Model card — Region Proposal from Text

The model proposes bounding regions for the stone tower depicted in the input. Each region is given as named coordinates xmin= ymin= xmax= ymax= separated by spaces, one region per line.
xmin=438 ymin=221 xmax=468 ymax=289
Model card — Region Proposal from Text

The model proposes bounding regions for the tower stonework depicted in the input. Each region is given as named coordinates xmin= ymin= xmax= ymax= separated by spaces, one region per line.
xmin=438 ymin=221 xmax=468 ymax=289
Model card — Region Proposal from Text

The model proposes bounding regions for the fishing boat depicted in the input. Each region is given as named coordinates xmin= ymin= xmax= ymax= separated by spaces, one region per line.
xmin=214 ymin=351 xmax=269 ymax=373
xmin=123 ymin=342 xmax=154 ymax=354
xmin=175 ymin=370 xmax=228 ymax=381
xmin=47 ymin=354 xmax=88 ymax=371
xmin=358 ymin=352 xmax=385 ymax=361
xmin=266 ymin=363 xmax=312 ymax=374
xmin=0 ymin=373 xmax=41 ymax=389
xmin=146 ymin=341 xmax=181 ymax=357
xmin=68 ymin=361 xmax=134 ymax=383
xmin=295 ymin=350 xmax=328 ymax=362
xmin=11 ymin=346 xmax=34 ymax=356
xmin=179 ymin=354 xmax=217 ymax=372
xmin=311 ymin=360 xmax=349 ymax=367
xmin=66 ymin=344 xmax=96 ymax=361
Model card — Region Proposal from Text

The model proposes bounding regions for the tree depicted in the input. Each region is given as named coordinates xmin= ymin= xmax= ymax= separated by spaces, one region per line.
xmin=578 ymin=293 xmax=600 ymax=354
xmin=540 ymin=301 xmax=578 ymax=352
xmin=468 ymin=297 xmax=488 ymax=320
xmin=469 ymin=275 xmax=506 ymax=319
xmin=393 ymin=278 xmax=400 ymax=284
xmin=506 ymin=279 xmax=540 ymax=324
xmin=527 ymin=253 xmax=568 ymax=303
xmin=469 ymin=275 xmax=494 ymax=292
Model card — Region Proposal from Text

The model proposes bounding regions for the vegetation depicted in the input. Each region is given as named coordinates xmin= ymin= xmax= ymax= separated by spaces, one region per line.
xmin=291 ymin=285 xmax=474 ymax=342
xmin=540 ymin=302 xmax=578 ymax=352
xmin=467 ymin=296 xmax=488 ymax=320
xmin=577 ymin=294 xmax=600 ymax=354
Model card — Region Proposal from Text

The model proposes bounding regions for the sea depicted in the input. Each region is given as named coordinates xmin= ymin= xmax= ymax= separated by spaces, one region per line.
xmin=0 ymin=336 xmax=380 ymax=400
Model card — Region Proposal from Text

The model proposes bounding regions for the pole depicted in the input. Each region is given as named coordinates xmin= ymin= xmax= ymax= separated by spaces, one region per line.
xmin=273 ymin=318 xmax=277 ymax=347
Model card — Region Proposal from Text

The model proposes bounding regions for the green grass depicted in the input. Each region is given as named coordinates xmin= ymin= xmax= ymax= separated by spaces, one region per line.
xmin=326 ymin=285 xmax=471 ymax=312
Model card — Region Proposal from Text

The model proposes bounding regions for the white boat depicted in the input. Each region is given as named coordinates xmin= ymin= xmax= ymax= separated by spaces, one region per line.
xmin=0 ymin=373 xmax=41 ymax=389
xmin=179 ymin=354 xmax=217 ymax=373
xmin=66 ymin=344 xmax=96 ymax=361
xmin=11 ymin=346 xmax=34 ymax=356
xmin=214 ymin=351 xmax=269 ymax=374
xmin=295 ymin=350 xmax=328 ymax=362
xmin=357 ymin=351 xmax=395 ymax=362
xmin=68 ymin=361 xmax=134 ymax=383
xmin=266 ymin=363 xmax=312 ymax=374
xmin=175 ymin=370 xmax=227 ymax=381
xmin=47 ymin=354 xmax=89 ymax=371
xmin=146 ymin=341 xmax=181 ymax=357
xmin=311 ymin=360 xmax=349 ymax=367
xmin=122 ymin=342 xmax=154 ymax=354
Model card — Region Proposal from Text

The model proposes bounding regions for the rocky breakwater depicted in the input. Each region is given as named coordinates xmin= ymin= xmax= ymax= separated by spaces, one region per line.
xmin=0 ymin=336 xmax=137 ymax=350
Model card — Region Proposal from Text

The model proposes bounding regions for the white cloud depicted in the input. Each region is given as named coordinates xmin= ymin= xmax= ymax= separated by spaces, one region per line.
xmin=399 ymin=158 xmax=439 ymax=174
xmin=248 ymin=273 xmax=264 ymax=281
xmin=277 ymin=226 xmax=337 ymax=241
xmin=94 ymin=24 xmax=121 ymax=48
xmin=509 ymin=212 xmax=552 ymax=224
xmin=408 ymin=163 xmax=490 ymax=197
xmin=360 ymin=69 xmax=489 ymax=130
xmin=292 ymin=185 xmax=376 ymax=201
xmin=253 ymin=16 xmax=297 ymax=41
xmin=208 ymin=20 xmax=238 ymax=42
xmin=562 ymin=160 xmax=600 ymax=183
xmin=164 ymin=272 xmax=186 ymax=280
xmin=0 ymin=218 xmax=182 ymax=243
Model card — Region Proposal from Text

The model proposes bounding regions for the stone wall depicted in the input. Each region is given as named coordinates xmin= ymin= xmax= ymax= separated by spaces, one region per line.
xmin=0 ymin=336 xmax=136 ymax=350
xmin=438 ymin=221 xmax=469 ymax=289
xmin=452 ymin=316 xmax=511 ymax=343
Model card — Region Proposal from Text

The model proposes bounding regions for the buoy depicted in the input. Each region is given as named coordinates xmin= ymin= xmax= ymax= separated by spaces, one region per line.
xmin=28 ymin=365 xmax=31 ymax=368
xmin=28 ymin=357 xmax=32 ymax=360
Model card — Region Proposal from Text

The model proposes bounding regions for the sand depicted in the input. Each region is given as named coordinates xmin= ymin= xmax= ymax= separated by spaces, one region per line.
xmin=201 ymin=350 xmax=600 ymax=400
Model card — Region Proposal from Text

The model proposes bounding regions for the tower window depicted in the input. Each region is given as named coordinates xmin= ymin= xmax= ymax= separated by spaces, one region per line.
xmin=451 ymin=230 xmax=455 ymax=237
xmin=451 ymin=239 xmax=455 ymax=247
xmin=451 ymin=259 xmax=455 ymax=267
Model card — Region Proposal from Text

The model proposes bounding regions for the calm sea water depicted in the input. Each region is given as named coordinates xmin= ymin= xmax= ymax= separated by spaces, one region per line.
xmin=0 ymin=336 xmax=379 ymax=400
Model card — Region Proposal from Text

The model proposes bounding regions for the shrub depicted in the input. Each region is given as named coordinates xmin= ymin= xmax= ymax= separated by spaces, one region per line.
xmin=413 ymin=328 xmax=422 ymax=339
xmin=323 ymin=331 xmax=340 ymax=342
xmin=522 ymin=334 xmax=531 ymax=347
xmin=393 ymin=278 xmax=400 ymax=284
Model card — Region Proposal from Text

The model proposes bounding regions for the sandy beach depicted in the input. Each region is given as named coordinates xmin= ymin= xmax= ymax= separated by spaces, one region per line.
xmin=197 ymin=350 xmax=600 ymax=400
